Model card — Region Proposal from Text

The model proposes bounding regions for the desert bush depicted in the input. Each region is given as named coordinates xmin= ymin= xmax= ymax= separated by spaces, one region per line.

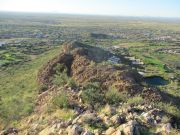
xmin=127 ymin=95 xmax=143 ymax=106
xmin=105 ymin=87 xmax=128 ymax=104
xmin=81 ymin=82 xmax=104 ymax=106
xmin=138 ymin=128 xmax=152 ymax=135
xmin=67 ymin=78 xmax=77 ymax=88
xmin=53 ymin=63 xmax=67 ymax=74
xmin=52 ymin=73 xmax=68 ymax=86
xmin=155 ymin=102 xmax=180 ymax=119
xmin=52 ymin=63 xmax=76 ymax=87
xmin=52 ymin=91 xmax=69 ymax=108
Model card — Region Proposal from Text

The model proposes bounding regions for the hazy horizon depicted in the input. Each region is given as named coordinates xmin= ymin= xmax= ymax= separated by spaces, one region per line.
xmin=0 ymin=0 xmax=180 ymax=18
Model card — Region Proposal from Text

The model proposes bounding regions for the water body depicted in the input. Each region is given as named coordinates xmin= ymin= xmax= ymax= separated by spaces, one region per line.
xmin=0 ymin=42 xmax=5 ymax=46
xmin=144 ymin=76 xmax=168 ymax=86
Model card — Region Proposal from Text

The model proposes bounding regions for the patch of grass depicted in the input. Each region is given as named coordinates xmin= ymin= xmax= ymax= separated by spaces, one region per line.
xmin=0 ymin=46 xmax=61 ymax=126
xmin=143 ymin=56 xmax=165 ymax=72
xmin=45 ymin=109 xmax=75 ymax=121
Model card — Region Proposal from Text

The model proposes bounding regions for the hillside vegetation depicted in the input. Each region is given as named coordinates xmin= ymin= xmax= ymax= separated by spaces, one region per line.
xmin=1 ymin=41 xmax=177 ymax=135
xmin=0 ymin=13 xmax=179 ymax=135
xmin=0 ymin=46 xmax=61 ymax=128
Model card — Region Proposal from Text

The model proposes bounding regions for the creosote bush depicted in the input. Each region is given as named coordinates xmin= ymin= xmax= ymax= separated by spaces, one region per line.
xmin=52 ymin=63 xmax=77 ymax=88
xmin=52 ymin=63 xmax=69 ymax=86
xmin=53 ymin=63 xmax=67 ymax=74
xmin=105 ymin=86 xmax=128 ymax=105
xmin=67 ymin=78 xmax=77 ymax=89
xmin=81 ymin=82 xmax=104 ymax=107
xmin=52 ymin=91 xmax=69 ymax=109
xmin=53 ymin=73 xmax=69 ymax=86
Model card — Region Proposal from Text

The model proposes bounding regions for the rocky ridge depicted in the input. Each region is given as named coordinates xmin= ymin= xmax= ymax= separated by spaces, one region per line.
xmin=1 ymin=41 xmax=179 ymax=135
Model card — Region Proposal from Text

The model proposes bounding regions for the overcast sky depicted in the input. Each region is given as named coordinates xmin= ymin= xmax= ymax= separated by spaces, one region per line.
xmin=0 ymin=0 xmax=180 ymax=17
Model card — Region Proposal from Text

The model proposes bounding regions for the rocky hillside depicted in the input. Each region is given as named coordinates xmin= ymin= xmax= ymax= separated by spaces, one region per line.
xmin=1 ymin=41 xmax=179 ymax=135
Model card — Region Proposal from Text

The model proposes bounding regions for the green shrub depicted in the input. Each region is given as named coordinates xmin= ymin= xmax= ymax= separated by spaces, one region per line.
xmin=52 ymin=91 xmax=69 ymax=108
xmin=81 ymin=82 xmax=104 ymax=106
xmin=105 ymin=88 xmax=119 ymax=104
xmin=52 ymin=63 xmax=75 ymax=87
xmin=87 ymin=122 xmax=107 ymax=131
xmin=127 ymin=95 xmax=143 ymax=106
xmin=53 ymin=63 xmax=67 ymax=74
xmin=138 ymin=128 xmax=151 ymax=135
xmin=52 ymin=73 xmax=68 ymax=86
xmin=105 ymin=87 xmax=128 ymax=104
xmin=39 ymin=84 xmax=48 ymax=93
xmin=155 ymin=102 xmax=180 ymax=118
xmin=67 ymin=78 xmax=77 ymax=88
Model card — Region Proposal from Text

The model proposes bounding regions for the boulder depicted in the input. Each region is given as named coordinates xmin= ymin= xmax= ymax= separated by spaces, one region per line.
xmin=126 ymin=112 xmax=134 ymax=120
xmin=155 ymin=116 xmax=162 ymax=124
xmin=67 ymin=124 xmax=84 ymax=135
xmin=72 ymin=116 xmax=81 ymax=124
xmin=122 ymin=120 xmax=140 ymax=135
xmin=82 ymin=131 xmax=94 ymax=135
xmin=94 ymin=129 xmax=102 ymax=135
xmin=141 ymin=112 xmax=155 ymax=125
xmin=0 ymin=128 xmax=18 ymax=135
xmin=115 ymin=130 xmax=122 ymax=135
xmin=162 ymin=123 xmax=172 ymax=133
xmin=105 ymin=127 xmax=116 ymax=135
xmin=103 ymin=116 xmax=111 ymax=125
xmin=39 ymin=126 xmax=55 ymax=135
xmin=146 ymin=116 xmax=155 ymax=125
xmin=110 ymin=114 xmax=126 ymax=125
xmin=56 ymin=121 xmax=71 ymax=129
xmin=99 ymin=113 xmax=106 ymax=120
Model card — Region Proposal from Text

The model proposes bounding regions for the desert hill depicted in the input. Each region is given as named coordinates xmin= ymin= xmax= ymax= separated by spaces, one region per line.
xmin=1 ymin=41 xmax=179 ymax=135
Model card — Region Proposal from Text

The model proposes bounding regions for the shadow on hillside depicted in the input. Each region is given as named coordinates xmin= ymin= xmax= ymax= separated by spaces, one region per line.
xmin=161 ymin=90 xmax=180 ymax=108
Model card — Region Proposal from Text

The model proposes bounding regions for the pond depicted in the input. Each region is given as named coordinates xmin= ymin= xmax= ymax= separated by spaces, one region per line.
xmin=0 ymin=41 xmax=5 ymax=46
xmin=144 ymin=76 xmax=169 ymax=85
